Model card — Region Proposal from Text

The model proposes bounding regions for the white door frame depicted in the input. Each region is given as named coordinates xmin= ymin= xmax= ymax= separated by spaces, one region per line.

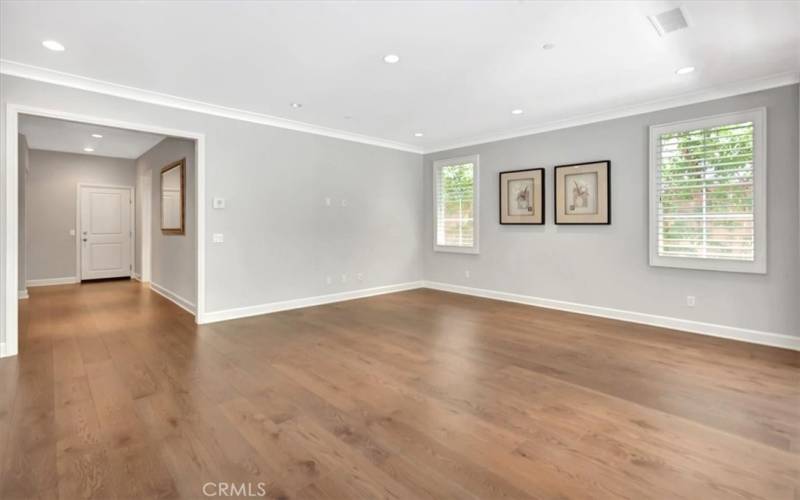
xmin=140 ymin=170 xmax=152 ymax=282
xmin=76 ymin=183 xmax=135 ymax=281
xmin=3 ymin=104 xmax=207 ymax=358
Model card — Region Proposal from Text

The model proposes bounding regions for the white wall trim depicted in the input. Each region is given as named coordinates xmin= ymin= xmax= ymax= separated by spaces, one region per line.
xmin=3 ymin=106 xmax=20 ymax=357
xmin=423 ymin=281 xmax=800 ymax=351
xmin=424 ymin=71 xmax=800 ymax=154
xmin=139 ymin=168 xmax=152 ymax=283
xmin=2 ymin=103 xmax=206 ymax=358
xmin=18 ymin=289 xmax=28 ymax=300
xmin=26 ymin=276 xmax=79 ymax=287
xmin=149 ymin=281 xmax=196 ymax=315
xmin=0 ymin=59 xmax=422 ymax=154
xmin=1 ymin=61 xmax=796 ymax=158
xmin=201 ymin=281 xmax=425 ymax=324
xmin=132 ymin=273 xmax=142 ymax=282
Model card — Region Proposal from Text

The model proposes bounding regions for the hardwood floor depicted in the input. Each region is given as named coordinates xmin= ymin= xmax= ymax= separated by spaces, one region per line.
xmin=1 ymin=280 xmax=798 ymax=499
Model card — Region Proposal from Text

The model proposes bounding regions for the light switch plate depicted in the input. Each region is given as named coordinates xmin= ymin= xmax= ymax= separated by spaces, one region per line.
xmin=212 ymin=233 xmax=224 ymax=243
xmin=212 ymin=197 xmax=226 ymax=209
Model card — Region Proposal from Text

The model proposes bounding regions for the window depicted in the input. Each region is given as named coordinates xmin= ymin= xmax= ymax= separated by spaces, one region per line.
xmin=434 ymin=155 xmax=479 ymax=253
xmin=649 ymin=108 xmax=766 ymax=273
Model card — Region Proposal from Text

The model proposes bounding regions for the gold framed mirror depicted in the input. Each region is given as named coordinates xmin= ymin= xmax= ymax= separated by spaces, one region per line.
xmin=160 ymin=158 xmax=185 ymax=235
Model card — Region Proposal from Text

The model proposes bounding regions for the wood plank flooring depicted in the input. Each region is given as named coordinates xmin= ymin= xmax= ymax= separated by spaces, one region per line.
xmin=1 ymin=280 xmax=798 ymax=499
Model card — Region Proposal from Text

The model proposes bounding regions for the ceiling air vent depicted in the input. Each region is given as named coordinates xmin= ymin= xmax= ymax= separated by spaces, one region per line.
xmin=648 ymin=7 xmax=689 ymax=37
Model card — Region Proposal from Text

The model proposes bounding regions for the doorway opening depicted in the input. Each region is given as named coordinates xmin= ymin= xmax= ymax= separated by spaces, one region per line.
xmin=2 ymin=105 xmax=206 ymax=358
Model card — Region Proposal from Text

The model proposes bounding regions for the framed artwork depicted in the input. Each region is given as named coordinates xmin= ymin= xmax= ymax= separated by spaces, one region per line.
xmin=499 ymin=168 xmax=544 ymax=224
xmin=554 ymin=160 xmax=610 ymax=224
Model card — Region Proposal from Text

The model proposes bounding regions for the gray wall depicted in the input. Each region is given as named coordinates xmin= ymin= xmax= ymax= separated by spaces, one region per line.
xmin=26 ymin=150 xmax=136 ymax=281
xmin=424 ymin=84 xmax=800 ymax=337
xmin=3 ymin=73 xmax=794 ymax=348
xmin=135 ymin=137 xmax=196 ymax=305
xmin=17 ymin=134 xmax=28 ymax=292
xmin=0 ymin=74 xmax=424 ymax=341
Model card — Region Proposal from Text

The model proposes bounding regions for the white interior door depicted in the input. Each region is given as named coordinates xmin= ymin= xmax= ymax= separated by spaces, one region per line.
xmin=80 ymin=186 xmax=132 ymax=280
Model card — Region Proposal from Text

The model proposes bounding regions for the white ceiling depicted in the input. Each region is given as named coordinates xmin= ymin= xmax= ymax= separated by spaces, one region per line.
xmin=20 ymin=115 xmax=165 ymax=159
xmin=2 ymin=1 xmax=798 ymax=153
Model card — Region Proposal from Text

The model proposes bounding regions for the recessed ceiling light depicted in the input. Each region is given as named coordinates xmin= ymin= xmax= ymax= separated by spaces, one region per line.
xmin=290 ymin=102 xmax=303 ymax=108
xmin=542 ymin=43 xmax=556 ymax=50
xmin=42 ymin=40 xmax=65 ymax=51
xmin=83 ymin=147 xmax=94 ymax=152
xmin=675 ymin=66 xmax=695 ymax=75
xmin=511 ymin=109 xmax=524 ymax=115
xmin=91 ymin=134 xmax=103 ymax=139
xmin=414 ymin=132 xmax=424 ymax=137
xmin=383 ymin=54 xmax=400 ymax=64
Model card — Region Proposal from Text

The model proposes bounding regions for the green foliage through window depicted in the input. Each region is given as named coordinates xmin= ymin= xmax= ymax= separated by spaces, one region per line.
xmin=437 ymin=162 xmax=475 ymax=248
xmin=657 ymin=121 xmax=754 ymax=261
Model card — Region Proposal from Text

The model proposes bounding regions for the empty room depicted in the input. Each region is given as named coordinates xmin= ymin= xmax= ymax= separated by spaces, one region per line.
xmin=0 ymin=1 xmax=798 ymax=499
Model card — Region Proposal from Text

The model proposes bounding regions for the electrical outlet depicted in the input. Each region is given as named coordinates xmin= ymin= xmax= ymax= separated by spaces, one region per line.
xmin=356 ymin=273 xmax=363 ymax=282
xmin=465 ymin=269 xmax=471 ymax=279
xmin=341 ymin=274 xmax=347 ymax=283
xmin=212 ymin=233 xmax=224 ymax=243
xmin=686 ymin=295 xmax=696 ymax=307
xmin=212 ymin=197 xmax=226 ymax=209
xmin=325 ymin=276 xmax=332 ymax=285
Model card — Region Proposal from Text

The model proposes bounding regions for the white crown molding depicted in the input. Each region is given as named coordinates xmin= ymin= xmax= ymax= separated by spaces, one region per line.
xmin=201 ymin=281 xmax=424 ymax=324
xmin=0 ymin=59 xmax=423 ymax=154
xmin=423 ymin=281 xmax=800 ymax=351
xmin=3 ymin=59 xmax=797 ymax=157
xmin=423 ymin=71 xmax=800 ymax=154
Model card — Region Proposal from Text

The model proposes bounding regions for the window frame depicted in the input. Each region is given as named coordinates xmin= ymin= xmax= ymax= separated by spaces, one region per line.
xmin=433 ymin=154 xmax=480 ymax=254
xmin=648 ymin=108 xmax=767 ymax=274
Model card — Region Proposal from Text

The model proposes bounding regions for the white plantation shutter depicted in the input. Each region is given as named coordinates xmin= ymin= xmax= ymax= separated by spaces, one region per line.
xmin=434 ymin=155 xmax=479 ymax=253
xmin=649 ymin=109 xmax=766 ymax=273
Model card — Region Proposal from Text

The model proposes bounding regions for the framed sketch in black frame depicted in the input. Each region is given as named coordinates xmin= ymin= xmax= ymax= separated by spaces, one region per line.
xmin=499 ymin=168 xmax=544 ymax=224
xmin=554 ymin=160 xmax=611 ymax=224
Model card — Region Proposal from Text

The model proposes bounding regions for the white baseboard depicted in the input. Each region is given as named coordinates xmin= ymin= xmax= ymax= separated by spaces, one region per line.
xmin=423 ymin=281 xmax=800 ymax=351
xmin=26 ymin=276 xmax=78 ymax=287
xmin=0 ymin=341 xmax=13 ymax=358
xmin=18 ymin=289 xmax=28 ymax=299
xmin=0 ymin=341 xmax=15 ymax=358
xmin=149 ymin=281 xmax=196 ymax=315
xmin=132 ymin=273 xmax=142 ymax=282
xmin=201 ymin=281 xmax=425 ymax=324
